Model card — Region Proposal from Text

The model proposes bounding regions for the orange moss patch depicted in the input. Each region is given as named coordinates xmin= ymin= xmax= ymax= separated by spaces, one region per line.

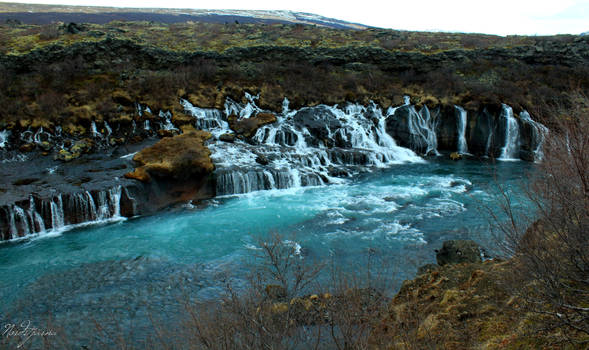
xmin=124 ymin=130 xmax=214 ymax=183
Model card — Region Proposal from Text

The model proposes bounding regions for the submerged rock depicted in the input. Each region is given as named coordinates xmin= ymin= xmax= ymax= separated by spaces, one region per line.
xmin=436 ymin=240 xmax=482 ymax=266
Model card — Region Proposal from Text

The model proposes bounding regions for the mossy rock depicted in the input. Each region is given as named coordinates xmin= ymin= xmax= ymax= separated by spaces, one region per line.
xmin=157 ymin=129 xmax=179 ymax=138
xmin=125 ymin=130 xmax=214 ymax=183
xmin=219 ymin=133 xmax=236 ymax=143
xmin=56 ymin=149 xmax=81 ymax=162
xmin=19 ymin=143 xmax=35 ymax=152
xmin=228 ymin=112 xmax=277 ymax=138
xmin=450 ymin=152 xmax=463 ymax=160
xmin=39 ymin=141 xmax=52 ymax=151
xmin=71 ymin=138 xmax=94 ymax=154
xmin=171 ymin=113 xmax=194 ymax=127
xmin=436 ymin=240 xmax=482 ymax=266
xmin=112 ymin=90 xmax=134 ymax=106
xmin=63 ymin=123 xmax=87 ymax=136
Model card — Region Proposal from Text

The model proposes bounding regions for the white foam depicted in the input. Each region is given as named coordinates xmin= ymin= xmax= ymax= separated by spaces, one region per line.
xmin=2 ymin=216 xmax=127 ymax=244
xmin=120 ymin=152 xmax=137 ymax=159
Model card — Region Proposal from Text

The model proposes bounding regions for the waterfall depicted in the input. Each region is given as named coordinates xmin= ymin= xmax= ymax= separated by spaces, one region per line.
xmin=33 ymin=127 xmax=51 ymax=144
xmin=182 ymin=95 xmax=423 ymax=197
xmin=282 ymin=97 xmax=290 ymax=115
xmin=455 ymin=106 xmax=469 ymax=154
xmin=50 ymin=195 xmax=65 ymax=230
xmin=520 ymin=110 xmax=549 ymax=162
xmin=20 ymin=129 xmax=33 ymax=143
xmin=499 ymin=104 xmax=520 ymax=160
xmin=0 ymin=130 xmax=10 ymax=148
xmin=28 ymin=196 xmax=45 ymax=232
xmin=405 ymin=105 xmax=439 ymax=155
xmin=144 ymin=120 xmax=151 ymax=131
xmin=225 ymin=93 xmax=262 ymax=120
xmin=1 ymin=186 xmax=124 ymax=241
xmin=159 ymin=110 xmax=177 ymax=130
xmin=104 ymin=122 xmax=113 ymax=138
xmin=181 ymin=99 xmax=228 ymax=136
xmin=91 ymin=121 xmax=101 ymax=138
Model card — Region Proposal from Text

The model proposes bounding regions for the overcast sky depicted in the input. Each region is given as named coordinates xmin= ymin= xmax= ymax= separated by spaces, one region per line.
xmin=4 ymin=0 xmax=589 ymax=35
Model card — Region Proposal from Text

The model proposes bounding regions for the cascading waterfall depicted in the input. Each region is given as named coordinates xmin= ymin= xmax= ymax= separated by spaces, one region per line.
xmin=20 ymin=129 xmax=33 ymax=143
xmin=181 ymin=99 xmax=228 ymax=136
xmin=50 ymin=195 xmax=65 ymax=230
xmin=104 ymin=122 xmax=113 ymax=138
xmin=182 ymin=98 xmax=423 ymax=196
xmin=90 ymin=121 xmax=101 ymax=138
xmin=2 ymin=186 xmax=123 ymax=240
xmin=499 ymin=104 xmax=520 ymax=160
xmin=0 ymin=130 xmax=10 ymax=148
xmin=159 ymin=111 xmax=177 ymax=131
xmin=520 ymin=110 xmax=549 ymax=162
xmin=225 ymin=92 xmax=261 ymax=119
xmin=405 ymin=105 xmax=439 ymax=155
xmin=33 ymin=127 xmax=51 ymax=145
xmin=455 ymin=106 xmax=469 ymax=154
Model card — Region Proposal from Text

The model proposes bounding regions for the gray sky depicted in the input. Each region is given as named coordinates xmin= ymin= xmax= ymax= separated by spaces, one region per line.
xmin=4 ymin=0 xmax=589 ymax=35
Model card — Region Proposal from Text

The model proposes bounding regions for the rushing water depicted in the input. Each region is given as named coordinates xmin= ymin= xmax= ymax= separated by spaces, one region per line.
xmin=0 ymin=158 xmax=534 ymax=344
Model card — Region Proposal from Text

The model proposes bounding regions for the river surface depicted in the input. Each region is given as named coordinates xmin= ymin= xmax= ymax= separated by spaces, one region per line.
xmin=0 ymin=158 xmax=534 ymax=346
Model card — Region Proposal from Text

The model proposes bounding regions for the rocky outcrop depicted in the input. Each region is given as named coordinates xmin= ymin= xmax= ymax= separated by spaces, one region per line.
xmin=124 ymin=130 xmax=215 ymax=209
xmin=373 ymin=259 xmax=533 ymax=349
xmin=435 ymin=240 xmax=482 ymax=266
xmin=125 ymin=130 xmax=213 ymax=182
xmin=228 ymin=112 xmax=276 ymax=138
xmin=292 ymin=106 xmax=356 ymax=148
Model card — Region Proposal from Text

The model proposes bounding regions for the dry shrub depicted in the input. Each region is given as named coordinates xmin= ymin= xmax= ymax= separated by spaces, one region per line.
xmin=174 ymin=233 xmax=393 ymax=350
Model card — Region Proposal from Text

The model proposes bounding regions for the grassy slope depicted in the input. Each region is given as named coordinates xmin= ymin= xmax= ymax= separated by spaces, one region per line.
xmin=372 ymin=259 xmax=589 ymax=349
xmin=1 ymin=20 xmax=587 ymax=135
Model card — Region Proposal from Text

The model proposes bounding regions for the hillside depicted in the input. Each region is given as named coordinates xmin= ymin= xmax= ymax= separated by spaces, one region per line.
xmin=0 ymin=2 xmax=370 ymax=28
xmin=1 ymin=18 xmax=588 ymax=135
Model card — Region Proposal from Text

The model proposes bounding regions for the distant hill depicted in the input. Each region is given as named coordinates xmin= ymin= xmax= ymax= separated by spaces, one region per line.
xmin=581 ymin=31 xmax=588 ymax=36
xmin=0 ymin=2 xmax=370 ymax=29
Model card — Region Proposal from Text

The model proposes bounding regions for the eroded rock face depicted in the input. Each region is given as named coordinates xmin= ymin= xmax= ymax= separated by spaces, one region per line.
xmin=436 ymin=240 xmax=482 ymax=266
